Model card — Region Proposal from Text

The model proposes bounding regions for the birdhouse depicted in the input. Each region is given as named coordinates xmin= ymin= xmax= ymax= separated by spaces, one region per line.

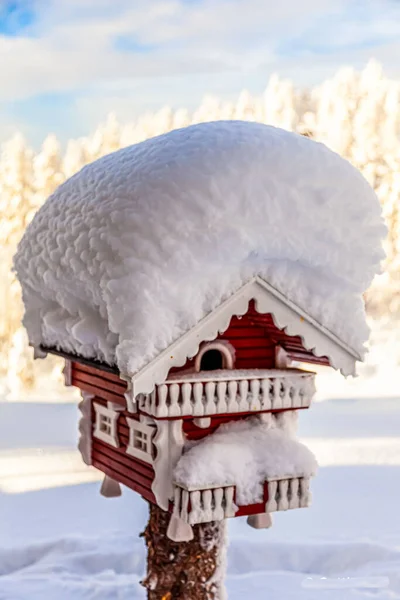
xmin=14 ymin=121 xmax=385 ymax=543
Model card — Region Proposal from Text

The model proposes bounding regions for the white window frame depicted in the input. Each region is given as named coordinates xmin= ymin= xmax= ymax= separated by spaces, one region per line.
xmin=126 ymin=418 xmax=155 ymax=464
xmin=93 ymin=402 xmax=120 ymax=448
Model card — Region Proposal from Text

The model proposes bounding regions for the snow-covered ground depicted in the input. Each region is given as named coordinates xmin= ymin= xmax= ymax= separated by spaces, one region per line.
xmin=1 ymin=381 xmax=400 ymax=599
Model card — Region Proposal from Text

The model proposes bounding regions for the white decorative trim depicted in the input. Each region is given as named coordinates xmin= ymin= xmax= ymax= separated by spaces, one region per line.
xmin=130 ymin=277 xmax=360 ymax=396
xmin=100 ymin=475 xmax=122 ymax=497
xmin=63 ymin=360 xmax=72 ymax=386
xmin=194 ymin=417 xmax=212 ymax=428
xmin=247 ymin=513 xmax=272 ymax=529
xmin=152 ymin=419 xmax=185 ymax=510
xmin=167 ymin=515 xmax=194 ymax=542
xmin=194 ymin=341 xmax=235 ymax=372
xmin=139 ymin=368 xmax=316 ymax=418
xmin=275 ymin=346 xmax=291 ymax=369
xmin=33 ymin=345 xmax=47 ymax=359
xmin=78 ymin=391 xmax=93 ymax=465
xmin=93 ymin=402 xmax=120 ymax=448
xmin=126 ymin=418 xmax=155 ymax=464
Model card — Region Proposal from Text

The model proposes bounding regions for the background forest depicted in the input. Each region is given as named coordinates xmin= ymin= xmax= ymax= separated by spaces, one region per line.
xmin=1 ymin=60 xmax=399 ymax=397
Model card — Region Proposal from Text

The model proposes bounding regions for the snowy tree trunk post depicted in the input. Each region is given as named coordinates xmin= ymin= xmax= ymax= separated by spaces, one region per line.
xmin=142 ymin=503 xmax=226 ymax=600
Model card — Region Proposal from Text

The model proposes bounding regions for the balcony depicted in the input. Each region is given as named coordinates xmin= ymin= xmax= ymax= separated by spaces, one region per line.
xmin=138 ymin=368 xmax=316 ymax=418
xmin=172 ymin=477 xmax=312 ymax=526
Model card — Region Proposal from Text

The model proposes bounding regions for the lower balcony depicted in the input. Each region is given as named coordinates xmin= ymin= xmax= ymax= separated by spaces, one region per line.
xmin=138 ymin=368 xmax=316 ymax=418
xmin=171 ymin=477 xmax=312 ymax=526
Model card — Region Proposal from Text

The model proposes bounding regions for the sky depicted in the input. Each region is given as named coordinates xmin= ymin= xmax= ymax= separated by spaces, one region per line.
xmin=1 ymin=0 xmax=400 ymax=146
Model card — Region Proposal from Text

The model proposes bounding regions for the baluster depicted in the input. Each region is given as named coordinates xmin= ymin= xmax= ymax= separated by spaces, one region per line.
xmin=250 ymin=379 xmax=261 ymax=411
xmin=300 ymin=477 xmax=311 ymax=507
xmin=278 ymin=480 xmax=289 ymax=511
xmin=150 ymin=389 xmax=157 ymax=414
xmin=181 ymin=383 xmax=193 ymax=415
xmin=172 ymin=487 xmax=181 ymax=517
xmin=205 ymin=381 xmax=216 ymax=414
xmin=202 ymin=489 xmax=213 ymax=521
xmin=156 ymin=385 xmax=169 ymax=417
xmin=266 ymin=481 xmax=278 ymax=512
xmin=193 ymin=382 xmax=204 ymax=416
xmin=168 ymin=384 xmax=181 ymax=417
xmin=189 ymin=491 xmax=201 ymax=524
xmin=213 ymin=488 xmax=224 ymax=520
xmin=261 ymin=379 xmax=272 ymax=410
xmin=224 ymin=486 xmax=236 ymax=517
xmin=216 ymin=381 xmax=228 ymax=413
xmin=272 ymin=378 xmax=282 ymax=409
xmin=291 ymin=383 xmax=300 ymax=408
xmin=181 ymin=490 xmax=189 ymax=522
xmin=239 ymin=379 xmax=249 ymax=411
xmin=282 ymin=380 xmax=291 ymax=408
xmin=289 ymin=478 xmax=300 ymax=509
xmin=227 ymin=381 xmax=239 ymax=412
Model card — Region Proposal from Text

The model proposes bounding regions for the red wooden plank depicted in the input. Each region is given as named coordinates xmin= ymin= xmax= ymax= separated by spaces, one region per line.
xmin=92 ymin=449 xmax=154 ymax=487
xmin=72 ymin=361 xmax=124 ymax=384
xmin=234 ymin=347 xmax=275 ymax=359
xmin=72 ymin=369 xmax=127 ymax=396
xmin=72 ymin=376 xmax=126 ymax=406
xmin=92 ymin=439 xmax=154 ymax=477
xmin=235 ymin=502 xmax=266 ymax=517
xmin=92 ymin=459 xmax=156 ymax=504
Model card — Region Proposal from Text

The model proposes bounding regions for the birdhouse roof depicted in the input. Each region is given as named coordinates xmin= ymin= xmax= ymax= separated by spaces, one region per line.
xmin=14 ymin=120 xmax=385 ymax=385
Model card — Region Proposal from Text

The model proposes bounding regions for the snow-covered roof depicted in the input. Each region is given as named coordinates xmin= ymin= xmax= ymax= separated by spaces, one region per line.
xmin=14 ymin=121 xmax=386 ymax=382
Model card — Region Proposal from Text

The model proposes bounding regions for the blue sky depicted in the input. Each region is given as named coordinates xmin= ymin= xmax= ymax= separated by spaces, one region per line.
xmin=0 ymin=0 xmax=400 ymax=146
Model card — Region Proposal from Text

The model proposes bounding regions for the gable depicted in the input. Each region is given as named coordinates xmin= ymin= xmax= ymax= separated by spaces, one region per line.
xmin=128 ymin=276 xmax=361 ymax=398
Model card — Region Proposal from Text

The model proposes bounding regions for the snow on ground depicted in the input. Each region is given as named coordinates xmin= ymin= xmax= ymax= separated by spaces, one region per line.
xmin=1 ymin=390 xmax=400 ymax=599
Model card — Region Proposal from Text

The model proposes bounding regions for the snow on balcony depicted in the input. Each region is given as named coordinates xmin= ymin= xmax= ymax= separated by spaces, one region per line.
xmin=138 ymin=368 xmax=316 ymax=418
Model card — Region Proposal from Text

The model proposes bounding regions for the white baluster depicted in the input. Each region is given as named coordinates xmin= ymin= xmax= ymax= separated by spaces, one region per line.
xmin=205 ymin=381 xmax=216 ymax=414
xmin=150 ymin=389 xmax=157 ymax=414
xmin=282 ymin=381 xmax=291 ymax=408
xmin=227 ymin=381 xmax=239 ymax=412
xmin=173 ymin=487 xmax=181 ymax=517
xmin=289 ymin=478 xmax=300 ymax=509
xmin=250 ymin=379 xmax=261 ymax=411
xmin=266 ymin=481 xmax=278 ymax=512
xmin=261 ymin=379 xmax=272 ymax=410
xmin=278 ymin=480 xmax=289 ymax=511
xmin=300 ymin=478 xmax=311 ymax=507
xmin=224 ymin=486 xmax=236 ymax=518
xmin=156 ymin=385 xmax=169 ymax=418
xmin=181 ymin=490 xmax=189 ymax=522
xmin=189 ymin=491 xmax=201 ymax=524
xmin=272 ymin=378 xmax=282 ymax=409
xmin=291 ymin=384 xmax=300 ymax=408
xmin=213 ymin=488 xmax=224 ymax=521
xmin=216 ymin=381 xmax=228 ymax=413
xmin=181 ymin=383 xmax=193 ymax=415
xmin=193 ymin=382 xmax=204 ymax=416
xmin=238 ymin=379 xmax=249 ymax=412
xmin=202 ymin=490 xmax=213 ymax=521
xmin=169 ymin=384 xmax=181 ymax=417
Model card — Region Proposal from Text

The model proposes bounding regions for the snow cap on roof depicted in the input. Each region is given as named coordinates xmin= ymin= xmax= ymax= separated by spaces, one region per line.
xmin=14 ymin=121 xmax=386 ymax=375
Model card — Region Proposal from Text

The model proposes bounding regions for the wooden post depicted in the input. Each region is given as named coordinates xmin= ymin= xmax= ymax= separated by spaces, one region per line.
xmin=141 ymin=503 xmax=226 ymax=600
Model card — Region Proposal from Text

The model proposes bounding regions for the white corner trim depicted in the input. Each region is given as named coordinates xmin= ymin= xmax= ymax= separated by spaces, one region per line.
xmin=93 ymin=402 xmax=120 ymax=448
xmin=130 ymin=277 xmax=360 ymax=396
xmin=126 ymin=418 xmax=155 ymax=464
xmin=152 ymin=419 xmax=185 ymax=510
xmin=78 ymin=391 xmax=93 ymax=465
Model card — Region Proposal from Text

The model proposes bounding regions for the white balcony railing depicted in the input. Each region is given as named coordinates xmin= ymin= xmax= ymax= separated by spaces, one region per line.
xmin=172 ymin=477 xmax=312 ymax=525
xmin=138 ymin=368 xmax=315 ymax=418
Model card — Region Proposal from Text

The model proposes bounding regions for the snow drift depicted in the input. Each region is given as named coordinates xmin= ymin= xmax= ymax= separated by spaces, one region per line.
xmin=14 ymin=121 xmax=386 ymax=375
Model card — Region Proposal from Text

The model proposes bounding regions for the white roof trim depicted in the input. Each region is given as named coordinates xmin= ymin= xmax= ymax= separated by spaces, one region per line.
xmin=130 ymin=276 xmax=360 ymax=396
